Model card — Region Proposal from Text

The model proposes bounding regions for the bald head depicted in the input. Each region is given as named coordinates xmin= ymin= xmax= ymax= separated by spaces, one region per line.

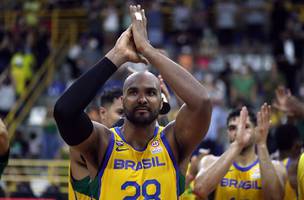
xmin=123 ymin=71 xmax=161 ymax=94
xmin=122 ymin=71 xmax=163 ymax=126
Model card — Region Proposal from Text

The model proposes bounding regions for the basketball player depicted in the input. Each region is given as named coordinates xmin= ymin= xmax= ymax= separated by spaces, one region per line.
xmin=274 ymin=86 xmax=304 ymax=199
xmin=275 ymin=124 xmax=302 ymax=200
xmin=68 ymin=88 xmax=123 ymax=199
xmin=194 ymin=104 xmax=287 ymax=200
xmin=0 ymin=118 xmax=9 ymax=178
xmin=54 ymin=5 xmax=211 ymax=199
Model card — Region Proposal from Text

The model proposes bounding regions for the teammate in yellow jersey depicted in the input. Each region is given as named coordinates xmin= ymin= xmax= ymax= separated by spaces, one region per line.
xmin=298 ymin=153 xmax=304 ymax=199
xmin=68 ymin=88 xmax=123 ymax=200
xmin=274 ymin=124 xmax=302 ymax=200
xmin=194 ymin=104 xmax=287 ymax=200
xmin=180 ymin=150 xmax=209 ymax=200
xmin=54 ymin=4 xmax=211 ymax=200
xmin=273 ymin=86 xmax=304 ymax=199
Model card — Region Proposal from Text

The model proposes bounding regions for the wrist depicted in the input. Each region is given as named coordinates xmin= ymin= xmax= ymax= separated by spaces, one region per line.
xmin=256 ymin=142 xmax=267 ymax=148
xmin=141 ymin=43 xmax=154 ymax=57
xmin=105 ymin=48 xmax=127 ymax=67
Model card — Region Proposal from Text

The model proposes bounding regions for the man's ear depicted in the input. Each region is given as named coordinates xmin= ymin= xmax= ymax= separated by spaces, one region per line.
xmin=99 ymin=107 xmax=107 ymax=120
xmin=159 ymin=93 xmax=170 ymax=115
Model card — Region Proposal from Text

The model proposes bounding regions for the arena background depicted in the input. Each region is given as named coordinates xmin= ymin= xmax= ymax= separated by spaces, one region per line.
xmin=0 ymin=0 xmax=304 ymax=199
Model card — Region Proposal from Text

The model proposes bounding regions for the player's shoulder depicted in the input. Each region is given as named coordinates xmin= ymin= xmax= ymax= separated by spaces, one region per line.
xmin=92 ymin=121 xmax=112 ymax=136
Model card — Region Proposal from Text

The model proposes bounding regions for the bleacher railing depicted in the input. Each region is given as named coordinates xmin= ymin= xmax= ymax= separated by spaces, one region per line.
xmin=4 ymin=32 xmax=68 ymax=139
xmin=2 ymin=8 xmax=89 ymax=139
xmin=2 ymin=159 xmax=69 ymax=194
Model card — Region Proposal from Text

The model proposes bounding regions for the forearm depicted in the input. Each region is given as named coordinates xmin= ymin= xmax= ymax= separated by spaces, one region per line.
xmin=194 ymin=143 xmax=241 ymax=198
xmin=54 ymin=56 xmax=118 ymax=145
xmin=0 ymin=122 xmax=9 ymax=155
xmin=142 ymin=46 xmax=209 ymax=110
xmin=257 ymin=144 xmax=284 ymax=200
xmin=0 ymin=134 xmax=9 ymax=155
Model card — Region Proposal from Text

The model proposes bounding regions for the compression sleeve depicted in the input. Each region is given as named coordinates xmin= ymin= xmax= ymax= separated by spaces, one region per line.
xmin=53 ymin=57 xmax=117 ymax=145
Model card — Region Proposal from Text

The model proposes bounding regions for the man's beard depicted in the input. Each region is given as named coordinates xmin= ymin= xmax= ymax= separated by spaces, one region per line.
xmin=124 ymin=107 xmax=159 ymax=126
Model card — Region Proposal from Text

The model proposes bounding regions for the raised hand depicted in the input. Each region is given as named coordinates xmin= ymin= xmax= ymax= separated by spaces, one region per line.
xmin=129 ymin=5 xmax=150 ymax=53
xmin=274 ymin=86 xmax=304 ymax=118
xmin=115 ymin=26 xmax=148 ymax=65
xmin=255 ymin=103 xmax=271 ymax=146
xmin=0 ymin=119 xmax=7 ymax=135
xmin=234 ymin=107 xmax=252 ymax=149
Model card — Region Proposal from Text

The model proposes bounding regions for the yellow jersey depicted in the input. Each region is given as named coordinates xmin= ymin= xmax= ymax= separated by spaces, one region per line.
xmin=215 ymin=159 xmax=263 ymax=200
xmin=283 ymin=158 xmax=297 ymax=200
xmin=298 ymin=153 xmax=304 ymax=200
xmin=97 ymin=126 xmax=184 ymax=200
xmin=180 ymin=164 xmax=197 ymax=200
xmin=68 ymin=165 xmax=98 ymax=200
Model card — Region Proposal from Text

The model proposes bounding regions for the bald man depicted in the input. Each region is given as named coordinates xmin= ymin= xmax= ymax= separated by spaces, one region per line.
xmin=54 ymin=5 xmax=211 ymax=199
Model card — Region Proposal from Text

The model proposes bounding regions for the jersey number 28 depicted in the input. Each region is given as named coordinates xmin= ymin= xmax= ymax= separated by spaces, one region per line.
xmin=121 ymin=179 xmax=160 ymax=200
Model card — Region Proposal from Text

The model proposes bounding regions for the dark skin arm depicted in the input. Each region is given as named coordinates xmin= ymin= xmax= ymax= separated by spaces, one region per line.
xmin=0 ymin=119 xmax=9 ymax=155
xmin=130 ymin=5 xmax=212 ymax=168
xmin=59 ymin=27 xmax=146 ymax=178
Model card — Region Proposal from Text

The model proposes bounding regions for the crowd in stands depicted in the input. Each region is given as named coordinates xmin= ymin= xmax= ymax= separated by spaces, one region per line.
xmin=0 ymin=0 xmax=304 ymax=198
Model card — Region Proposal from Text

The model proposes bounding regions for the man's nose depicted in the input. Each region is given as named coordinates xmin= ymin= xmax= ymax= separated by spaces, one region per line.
xmin=138 ymin=94 xmax=147 ymax=104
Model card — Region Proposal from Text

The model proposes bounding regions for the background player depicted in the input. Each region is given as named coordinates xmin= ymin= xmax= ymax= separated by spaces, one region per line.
xmin=274 ymin=86 xmax=304 ymax=199
xmin=194 ymin=104 xmax=286 ymax=200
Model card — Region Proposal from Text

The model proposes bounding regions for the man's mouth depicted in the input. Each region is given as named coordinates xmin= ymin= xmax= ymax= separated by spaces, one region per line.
xmin=135 ymin=106 xmax=150 ymax=112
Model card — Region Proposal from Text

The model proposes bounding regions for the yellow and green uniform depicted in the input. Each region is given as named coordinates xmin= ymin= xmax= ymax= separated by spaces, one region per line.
xmin=0 ymin=150 xmax=9 ymax=178
xmin=180 ymin=164 xmax=196 ymax=200
xmin=298 ymin=153 xmax=304 ymax=200
xmin=68 ymin=166 xmax=98 ymax=200
xmin=283 ymin=158 xmax=297 ymax=200
xmin=97 ymin=126 xmax=185 ymax=199
xmin=215 ymin=159 xmax=263 ymax=200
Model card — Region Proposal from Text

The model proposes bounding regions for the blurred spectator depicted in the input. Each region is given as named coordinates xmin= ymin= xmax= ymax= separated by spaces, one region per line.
xmin=147 ymin=1 xmax=164 ymax=47
xmin=32 ymin=27 xmax=50 ymax=70
xmin=0 ymin=186 xmax=5 ymax=197
xmin=218 ymin=61 xmax=233 ymax=105
xmin=0 ymin=32 xmax=13 ymax=74
xmin=23 ymin=0 xmax=41 ymax=28
xmin=28 ymin=131 xmax=41 ymax=159
xmin=102 ymin=2 xmax=119 ymax=51
xmin=261 ymin=63 xmax=285 ymax=103
xmin=10 ymin=49 xmax=35 ymax=97
xmin=270 ymin=0 xmax=289 ymax=43
xmin=215 ymin=0 xmax=238 ymax=46
xmin=77 ymin=37 xmax=101 ymax=73
xmin=40 ymin=185 xmax=64 ymax=200
xmin=273 ymin=17 xmax=304 ymax=94
xmin=41 ymin=107 xmax=61 ymax=159
xmin=199 ymin=28 xmax=219 ymax=58
xmin=86 ymin=0 xmax=103 ymax=42
xmin=200 ymin=73 xmax=227 ymax=155
xmin=172 ymin=1 xmax=191 ymax=32
xmin=242 ymin=0 xmax=267 ymax=44
xmin=10 ymin=182 xmax=36 ymax=198
xmin=229 ymin=64 xmax=257 ymax=107
xmin=0 ymin=75 xmax=16 ymax=118
xmin=10 ymin=130 xmax=29 ymax=158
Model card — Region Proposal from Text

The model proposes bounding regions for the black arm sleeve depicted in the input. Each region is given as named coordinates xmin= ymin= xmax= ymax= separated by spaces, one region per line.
xmin=53 ymin=57 xmax=117 ymax=145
